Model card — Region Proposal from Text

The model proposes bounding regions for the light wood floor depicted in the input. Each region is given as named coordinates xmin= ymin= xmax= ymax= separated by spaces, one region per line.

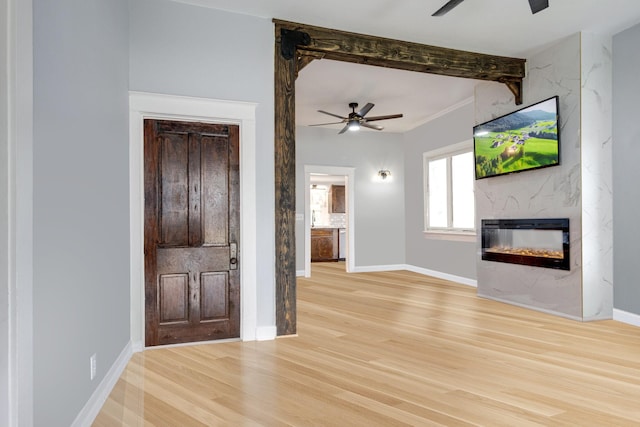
xmin=94 ymin=263 xmax=640 ymax=426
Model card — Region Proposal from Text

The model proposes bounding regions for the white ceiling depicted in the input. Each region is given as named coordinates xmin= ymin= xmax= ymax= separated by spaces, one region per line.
xmin=176 ymin=0 xmax=640 ymax=133
xmin=295 ymin=59 xmax=479 ymax=133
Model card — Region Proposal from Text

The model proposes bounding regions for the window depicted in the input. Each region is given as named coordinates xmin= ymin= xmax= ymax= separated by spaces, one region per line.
xmin=423 ymin=141 xmax=475 ymax=238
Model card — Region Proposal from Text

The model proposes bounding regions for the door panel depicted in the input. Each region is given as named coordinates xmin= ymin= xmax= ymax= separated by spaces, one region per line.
xmin=201 ymin=272 xmax=229 ymax=320
xmin=145 ymin=119 xmax=240 ymax=346
xmin=160 ymin=132 xmax=190 ymax=246
xmin=159 ymin=274 xmax=189 ymax=324
xmin=202 ymin=135 xmax=229 ymax=245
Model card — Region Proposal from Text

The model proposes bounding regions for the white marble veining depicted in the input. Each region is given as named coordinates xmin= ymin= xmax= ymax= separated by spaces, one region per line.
xmin=475 ymin=32 xmax=614 ymax=320
xmin=580 ymin=32 xmax=614 ymax=320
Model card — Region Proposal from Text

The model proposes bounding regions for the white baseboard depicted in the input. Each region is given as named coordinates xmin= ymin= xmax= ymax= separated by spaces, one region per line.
xmin=71 ymin=340 xmax=133 ymax=427
xmin=613 ymin=308 xmax=640 ymax=327
xmin=403 ymin=265 xmax=477 ymax=287
xmin=350 ymin=264 xmax=476 ymax=287
xmin=351 ymin=264 xmax=407 ymax=273
xmin=132 ymin=340 xmax=144 ymax=353
xmin=255 ymin=326 xmax=277 ymax=341
xmin=296 ymin=269 xmax=305 ymax=277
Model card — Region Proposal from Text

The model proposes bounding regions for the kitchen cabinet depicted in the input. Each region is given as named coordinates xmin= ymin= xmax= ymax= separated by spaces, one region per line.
xmin=329 ymin=185 xmax=345 ymax=213
xmin=311 ymin=228 xmax=339 ymax=262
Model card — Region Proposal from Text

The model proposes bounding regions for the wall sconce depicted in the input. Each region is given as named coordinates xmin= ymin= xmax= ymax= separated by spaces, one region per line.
xmin=378 ymin=169 xmax=391 ymax=180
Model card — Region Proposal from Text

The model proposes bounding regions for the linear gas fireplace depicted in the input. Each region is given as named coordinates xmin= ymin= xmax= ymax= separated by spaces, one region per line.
xmin=481 ymin=218 xmax=570 ymax=271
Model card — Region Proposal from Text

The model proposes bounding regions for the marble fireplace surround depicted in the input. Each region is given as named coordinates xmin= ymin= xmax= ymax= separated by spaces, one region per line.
xmin=475 ymin=33 xmax=613 ymax=321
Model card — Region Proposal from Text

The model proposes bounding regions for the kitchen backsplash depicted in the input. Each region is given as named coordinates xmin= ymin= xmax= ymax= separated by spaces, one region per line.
xmin=310 ymin=186 xmax=346 ymax=228
xmin=327 ymin=213 xmax=346 ymax=228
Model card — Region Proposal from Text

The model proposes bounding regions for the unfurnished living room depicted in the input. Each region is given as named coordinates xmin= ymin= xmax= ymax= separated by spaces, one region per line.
xmin=3 ymin=0 xmax=640 ymax=426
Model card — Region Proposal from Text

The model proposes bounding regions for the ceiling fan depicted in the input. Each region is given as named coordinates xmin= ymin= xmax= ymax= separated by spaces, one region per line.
xmin=311 ymin=102 xmax=403 ymax=134
xmin=432 ymin=0 xmax=549 ymax=16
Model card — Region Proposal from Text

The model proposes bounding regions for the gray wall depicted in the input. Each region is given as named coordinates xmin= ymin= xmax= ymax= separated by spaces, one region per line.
xmin=613 ymin=23 xmax=640 ymax=317
xmin=296 ymin=126 xmax=406 ymax=269
xmin=1 ymin=0 xmax=9 ymax=420
xmin=129 ymin=0 xmax=275 ymax=327
xmin=403 ymin=102 xmax=477 ymax=280
xmin=32 ymin=0 xmax=130 ymax=425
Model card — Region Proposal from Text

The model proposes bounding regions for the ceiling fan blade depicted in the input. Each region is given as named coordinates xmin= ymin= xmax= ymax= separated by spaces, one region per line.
xmin=364 ymin=113 xmax=403 ymax=122
xmin=361 ymin=122 xmax=383 ymax=131
xmin=528 ymin=0 xmax=548 ymax=14
xmin=357 ymin=103 xmax=375 ymax=117
xmin=432 ymin=0 xmax=465 ymax=16
xmin=338 ymin=124 xmax=350 ymax=134
xmin=318 ymin=110 xmax=347 ymax=120
xmin=309 ymin=121 xmax=346 ymax=126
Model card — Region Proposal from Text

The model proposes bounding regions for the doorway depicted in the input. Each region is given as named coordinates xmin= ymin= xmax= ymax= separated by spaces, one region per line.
xmin=129 ymin=92 xmax=262 ymax=348
xmin=304 ymin=165 xmax=356 ymax=277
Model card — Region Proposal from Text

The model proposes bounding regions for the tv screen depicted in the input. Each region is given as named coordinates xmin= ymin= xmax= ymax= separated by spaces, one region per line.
xmin=474 ymin=96 xmax=560 ymax=180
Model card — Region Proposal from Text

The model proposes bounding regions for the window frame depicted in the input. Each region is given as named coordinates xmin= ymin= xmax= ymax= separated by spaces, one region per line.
xmin=423 ymin=140 xmax=476 ymax=241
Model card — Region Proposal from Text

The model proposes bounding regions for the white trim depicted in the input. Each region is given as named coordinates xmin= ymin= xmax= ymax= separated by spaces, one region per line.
xmin=129 ymin=92 xmax=260 ymax=346
xmin=6 ymin=0 xmax=34 ymax=424
xmin=423 ymin=139 xmax=473 ymax=160
xmin=255 ymin=326 xmax=277 ymax=341
xmin=304 ymin=166 xmax=355 ymax=277
xmin=422 ymin=230 xmax=476 ymax=242
xmin=404 ymin=265 xmax=477 ymax=287
xmin=351 ymin=264 xmax=407 ymax=273
xmin=349 ymin=264 xmax=477 ymax=287
xmin=131 ymin=340 xmax=144 ymax=354
xmin=613 ymin=309 xmax=640 ymax=328
xmin=411 ymin=97 xmax=474 ymax=130
xmin=296 ymin=270 xmax=305 ymax=277
xmin=71 ymin=341 xmax=133 ymax=427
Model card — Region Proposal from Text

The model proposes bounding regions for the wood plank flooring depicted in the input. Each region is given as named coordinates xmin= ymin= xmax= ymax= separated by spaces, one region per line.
xmin=94 ymin=263 xmax=640 ymax=426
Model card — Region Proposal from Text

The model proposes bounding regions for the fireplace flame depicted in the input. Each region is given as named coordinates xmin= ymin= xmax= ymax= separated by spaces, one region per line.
xmin=486 ymin=246 xmax=563 ymax=259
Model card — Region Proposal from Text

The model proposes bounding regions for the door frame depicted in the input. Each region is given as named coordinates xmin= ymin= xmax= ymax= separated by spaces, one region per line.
xmin=304 ymin=165 xmax=355 ymax=277
xmin=129 ymin=91 xmax=261 ymax=349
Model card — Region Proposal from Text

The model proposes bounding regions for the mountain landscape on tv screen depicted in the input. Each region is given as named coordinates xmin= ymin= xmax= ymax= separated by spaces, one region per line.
xmin=482 ymin=110 xmax=556 ymax=133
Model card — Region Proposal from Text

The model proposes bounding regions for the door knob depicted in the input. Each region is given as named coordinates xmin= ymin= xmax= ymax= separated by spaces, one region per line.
xmin=229 ymin=243 xmax=238 ymax=270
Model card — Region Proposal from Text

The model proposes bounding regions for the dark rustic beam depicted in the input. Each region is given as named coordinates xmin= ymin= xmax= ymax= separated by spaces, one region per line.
xmin=296 ymin=51 xmax=324 ymax=77
xmin=275 ymin=19 xmax=525 ymax=102
xmin=274 ymin=27 xmax=297 ymax=336
xmin=273 ymin=19 xmax=527 ymax=337
xmin=500 ymin=78 xmax=523 ymax=105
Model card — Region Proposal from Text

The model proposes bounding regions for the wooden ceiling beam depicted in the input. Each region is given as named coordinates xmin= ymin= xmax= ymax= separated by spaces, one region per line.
xmin=276 ymin=19 xmax=526 ymax=102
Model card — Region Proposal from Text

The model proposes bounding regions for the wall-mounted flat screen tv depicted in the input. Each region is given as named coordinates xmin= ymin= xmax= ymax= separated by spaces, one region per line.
xmin=474 ymin=96 xmax=560 ymax=180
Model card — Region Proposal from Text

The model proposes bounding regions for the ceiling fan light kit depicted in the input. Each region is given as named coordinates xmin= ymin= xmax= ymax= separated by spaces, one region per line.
xmin=432 ymin=0 xmax=549 ymax=16
xmin=312 ymin=102 xmax=403 ymax=134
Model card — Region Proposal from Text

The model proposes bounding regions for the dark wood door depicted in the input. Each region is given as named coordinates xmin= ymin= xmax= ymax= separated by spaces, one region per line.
xmin=144 ymin=119 xmax=240 ymax=346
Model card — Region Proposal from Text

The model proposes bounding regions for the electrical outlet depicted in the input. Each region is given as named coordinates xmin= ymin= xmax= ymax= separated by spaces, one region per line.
xmin=90 ymin=354 xmax=97 ymax=380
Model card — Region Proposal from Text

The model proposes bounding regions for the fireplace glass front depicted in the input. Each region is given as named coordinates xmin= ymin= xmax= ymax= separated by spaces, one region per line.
xmin=481 ymin=218 xmax=570 ymax=270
